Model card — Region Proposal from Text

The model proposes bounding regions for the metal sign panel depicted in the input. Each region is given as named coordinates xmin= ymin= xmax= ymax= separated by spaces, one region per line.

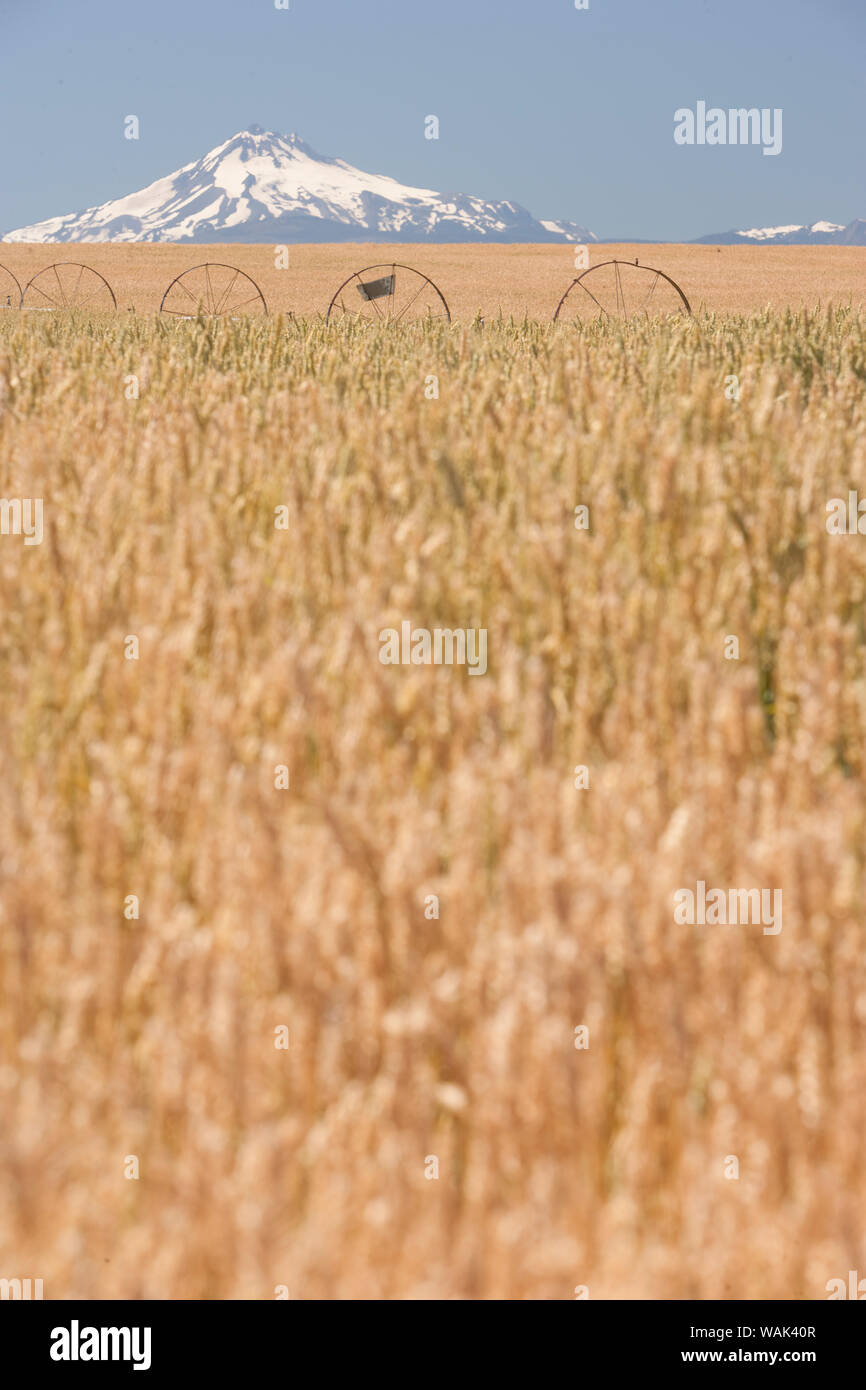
xmin=357 ymin=274 xmax=395 ymax=302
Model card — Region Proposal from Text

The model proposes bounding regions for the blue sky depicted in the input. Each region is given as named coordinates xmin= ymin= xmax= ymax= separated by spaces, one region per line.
xmin=0 ymin=0 xmax=863 ymax=239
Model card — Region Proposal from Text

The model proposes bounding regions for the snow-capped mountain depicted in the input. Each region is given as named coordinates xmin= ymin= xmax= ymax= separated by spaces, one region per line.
xmin=696 ymin=219 xmax=866 ymax=246
xmin=2 ymin=127 xmax=596 ymax=245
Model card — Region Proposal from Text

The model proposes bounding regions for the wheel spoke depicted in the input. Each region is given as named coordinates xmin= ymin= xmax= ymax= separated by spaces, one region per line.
xmin=32 ymin=283 xmax=62 ymax=308
xmin=578 ymin=282 xmax=609 ymax=319
xmin=225 ymin=292 xmax=261 ymax=310
xmin=393 ymin=277 xmax=427 ymax=324
xmin=53 ymin=265 xmax=69 ymax=308
xmin=614 ymin=262 xmax=628 ymax=319
xmin=203 ymin=265 xmax=215 ymax=314
xmin=641 ymin=272 xmax=661 ymax=312
xmin=77 ymin=279 xmax=110 ymax=308
xmin=173 ymin=279 xmax=199 ymax=306
xmin=70 ymin=263 xmax=86 ymax=306
xmin=214 ymin=268 xmax=240 ymax=315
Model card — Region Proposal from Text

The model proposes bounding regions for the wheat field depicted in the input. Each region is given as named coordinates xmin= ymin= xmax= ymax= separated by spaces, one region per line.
xmin=2 ymin=241 xmax=866 ymax=319
xmin=1 ymin=291 xmax=865 ymax=1300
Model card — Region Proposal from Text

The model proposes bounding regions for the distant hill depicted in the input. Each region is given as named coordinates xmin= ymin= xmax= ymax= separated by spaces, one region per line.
xmin=695 ymin=219 xmax=866 ymax=246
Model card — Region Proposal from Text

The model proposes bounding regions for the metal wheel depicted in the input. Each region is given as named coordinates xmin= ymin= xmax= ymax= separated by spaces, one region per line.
xmin=326 ymin=263 xmax=450 ymax=325
xmin=554 ymin=259 xmax=691 ymax=324
xmin=20 ymin=263 xmax=117 ymax=311
xmin=0 ymin=264 xmax=21 ymax=310
xmin=160 ymin=263 xmax=268 ymax=318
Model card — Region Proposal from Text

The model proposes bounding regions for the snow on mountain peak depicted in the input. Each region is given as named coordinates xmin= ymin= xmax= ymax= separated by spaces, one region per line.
xmin=2 ymin=128 xmax=596 ymax=246
xmin=738 ymin=219 xmax=846 ymax=240
xmin=739 ymin=224 xmax=804 ymax=240
xmin=696 ymin=217 xmax=866 ymax=246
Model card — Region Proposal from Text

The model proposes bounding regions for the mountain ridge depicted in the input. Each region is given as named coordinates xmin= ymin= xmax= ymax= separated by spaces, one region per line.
xmin=3 ymin=128 xmax=861 ymax=247
xmin=2 ymin=127 xmax=597 ymax=246
xmin=694 ymin=219 xmax=866 ymax=246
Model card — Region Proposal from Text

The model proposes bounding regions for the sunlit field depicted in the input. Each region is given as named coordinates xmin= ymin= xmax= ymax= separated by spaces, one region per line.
xmin=1 ymin=299 xmax=865 ymax=1299
xmin=2 ymin=241 xmax=866 ymax=318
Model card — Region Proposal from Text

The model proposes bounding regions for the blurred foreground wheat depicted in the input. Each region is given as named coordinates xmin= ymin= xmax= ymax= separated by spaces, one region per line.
xmin=0 ymin=306 xmax=865 ymax=1299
